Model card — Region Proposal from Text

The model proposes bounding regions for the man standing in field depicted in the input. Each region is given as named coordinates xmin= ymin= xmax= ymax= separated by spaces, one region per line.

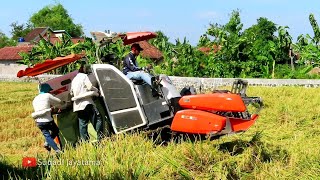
xmin=32 ymin=83 xmax=63 ymax=155
xmin=70 ymin=64 xmax=103 ymax=142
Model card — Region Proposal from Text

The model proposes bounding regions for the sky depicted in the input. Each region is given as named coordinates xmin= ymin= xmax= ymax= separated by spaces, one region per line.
xmin=0 ymin=0 xmax=320 ymax=45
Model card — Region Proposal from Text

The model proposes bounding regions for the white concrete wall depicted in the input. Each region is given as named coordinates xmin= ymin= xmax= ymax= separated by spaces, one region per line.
xmin=168 ymin=76 xmax=320 ymax=92
xmin=1 ymin=74 xmax=320 ymax=90
xmin=0 ymin=61 xmax=27 ymax=75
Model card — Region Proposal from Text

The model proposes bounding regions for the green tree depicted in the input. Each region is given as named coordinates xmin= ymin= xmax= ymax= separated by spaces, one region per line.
xmin=241 ymin=17 xmax=278 ymax=77
xmin=276 ymin=26 xmax=292 ymax=73
xmin=309 ymin=14 xmax=320 ymax=45
xmin=293 ymin=34 xmax=320 ymax=66
xmin=0 ymin=31 xmax=16 ymax=48
xmin=29 ymin=3 xmax=83 ymax=37
xmin=205 ymin=10 xmax=246 ymax=77
xmin=291 ymin=14 xmax=320 ymax=70
xmin=172 ymin=37 xmax=197 ymax=76
xmin=10 ymin=22 xmax=32 ymax=41
xmin=149 ymin=31 xmax=175 ymax=57
xmin=149 ymin=31 xmax=178 ymax=75
xmin=197 ymin=34 xmax=211 ymax=47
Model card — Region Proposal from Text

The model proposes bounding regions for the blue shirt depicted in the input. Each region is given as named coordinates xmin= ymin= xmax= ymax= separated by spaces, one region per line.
xmin=122 ymin=52 xmax=141 ymax=75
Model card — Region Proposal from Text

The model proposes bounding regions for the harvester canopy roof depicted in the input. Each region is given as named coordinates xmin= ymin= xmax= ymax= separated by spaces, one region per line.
xmin=16 ymin=54 xmax=84 ymax=78
xmin=118 ymin=32 xmax=157 ymax=45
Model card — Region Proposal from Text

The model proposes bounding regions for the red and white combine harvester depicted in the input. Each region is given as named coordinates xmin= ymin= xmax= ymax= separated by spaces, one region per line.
xmin=17 ymin=31 xmax=263 ymax=146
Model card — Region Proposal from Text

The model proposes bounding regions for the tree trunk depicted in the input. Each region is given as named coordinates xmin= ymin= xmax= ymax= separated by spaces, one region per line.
xmin=290 ymin=57 xmax=295 ymax=71
xmin=272 ymin=60 xmax=275 ymax=79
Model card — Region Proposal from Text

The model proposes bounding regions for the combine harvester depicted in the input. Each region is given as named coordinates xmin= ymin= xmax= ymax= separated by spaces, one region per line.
xmin=17 ymin=31 xmax=263 ymax=147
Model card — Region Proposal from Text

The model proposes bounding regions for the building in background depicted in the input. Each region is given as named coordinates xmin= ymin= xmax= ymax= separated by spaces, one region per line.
xmin=0 ymin=46 xmax=32 ymax=75
xmin=0 ymin=27 xmax=84 ymax=75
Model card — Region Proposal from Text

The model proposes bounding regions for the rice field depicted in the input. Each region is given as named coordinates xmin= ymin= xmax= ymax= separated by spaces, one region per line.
xmin=1 ymin=81 xmax=320 ymax=179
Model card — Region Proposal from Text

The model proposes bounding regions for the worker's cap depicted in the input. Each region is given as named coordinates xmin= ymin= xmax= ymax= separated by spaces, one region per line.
xmin=84 ymin=64 xmax=92 ymax=74
xmin=39 ymin=83 xmax=53 ymax=93
xmin=79 ymin=64 xmax=92 ymax=74
xmin=131 ymin=43 xmax=143 ymax=51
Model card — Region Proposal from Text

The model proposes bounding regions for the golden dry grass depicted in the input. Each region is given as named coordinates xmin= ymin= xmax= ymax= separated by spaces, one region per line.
xmin=1 ymin=82 xmax=320 ymax=179
xmin=0 ymin=82 xmax=48 ymax=163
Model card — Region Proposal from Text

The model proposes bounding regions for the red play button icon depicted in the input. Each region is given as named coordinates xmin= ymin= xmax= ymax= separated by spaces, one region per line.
xmin=22 ymin=157 xmax=37 ymax=168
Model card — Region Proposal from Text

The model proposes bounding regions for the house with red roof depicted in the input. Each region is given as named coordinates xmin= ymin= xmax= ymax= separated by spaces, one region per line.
xmin=0 ymin=46 xmax=32 ymax=74
xmin=0 ymin=27 xmax=85 ymax=75
xmin=23 ymin=27 xmax=84 ymax=45
xmin=136 ymin=41 xmax=163 ymax=63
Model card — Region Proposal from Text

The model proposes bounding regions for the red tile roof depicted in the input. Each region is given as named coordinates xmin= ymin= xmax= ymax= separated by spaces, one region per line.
xmin=137 ymin=41 xmax=163 ymax=62
xmin=198 ymin=47 xmax=212 ymax=54
xmin=198 ymin=44 xmax=221 ymax=54
xmin=24 ymin=27 xmax=49 ymax=42
xmin=0 ymin=36 xmax=84 ymax=61
xmin=0 ymin=46 xmax=34 ymax=61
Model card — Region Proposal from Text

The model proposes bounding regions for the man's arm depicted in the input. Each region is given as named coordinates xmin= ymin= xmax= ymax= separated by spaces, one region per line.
xmin=84 ymin=75 xmax=99 ymax=93
xmin=70 ymin=79 xmax=76 ymax=97
xmin=70 ymin=85 xmax=74 ymax=97
xmin=48 ymin=94 xmax=62 ymax=105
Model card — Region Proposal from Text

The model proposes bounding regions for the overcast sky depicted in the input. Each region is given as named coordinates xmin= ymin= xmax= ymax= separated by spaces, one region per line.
xmin=1 ymin=0 xmax=319 ymax=45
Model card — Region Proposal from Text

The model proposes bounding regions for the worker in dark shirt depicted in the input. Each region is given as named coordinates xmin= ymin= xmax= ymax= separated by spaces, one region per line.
xmin=123 ymin=43 xmax=156 ymax=88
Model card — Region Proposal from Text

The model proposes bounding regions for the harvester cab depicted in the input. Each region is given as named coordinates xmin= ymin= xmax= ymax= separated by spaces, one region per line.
xmin=91 ymin=63 xmax=181 ymax=134
xmin=90 ymin=31 xmax=182 ymax=134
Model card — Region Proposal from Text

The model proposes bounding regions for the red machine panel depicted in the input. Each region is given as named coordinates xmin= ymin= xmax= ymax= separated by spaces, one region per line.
xmin=229 ymin=114 xmax=259 ymax=132
xmin=171 ymin=110 xmax=227 ymax=134
xmin=179 ymin=93 xmax=246 ymax=112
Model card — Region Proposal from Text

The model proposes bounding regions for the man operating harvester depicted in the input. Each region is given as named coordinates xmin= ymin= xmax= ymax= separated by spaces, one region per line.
xmin=123 ymin=43 xmax=160 ymax=96
xmin=70 ymin=64 xmax=103 ymax=142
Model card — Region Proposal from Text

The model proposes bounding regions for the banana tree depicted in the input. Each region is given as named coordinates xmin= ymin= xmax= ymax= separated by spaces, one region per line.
xmin=293 ymin=33 xmax=320 ymax=66
xmin=309 ymin=14 xmax=320 ymax=46
xmin=277 ymin=26 xmax=293 ymax=71
xmin=18 ymin=34 xmax=98 ymax=74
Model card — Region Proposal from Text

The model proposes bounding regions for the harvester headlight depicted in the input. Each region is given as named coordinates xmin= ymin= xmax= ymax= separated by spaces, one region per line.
xmin=181 ymin=115 xmax=198 ymax=120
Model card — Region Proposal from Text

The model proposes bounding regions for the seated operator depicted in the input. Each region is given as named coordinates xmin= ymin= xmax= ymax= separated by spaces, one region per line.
xmin=122 ymin=43 xmax=157 ymax=89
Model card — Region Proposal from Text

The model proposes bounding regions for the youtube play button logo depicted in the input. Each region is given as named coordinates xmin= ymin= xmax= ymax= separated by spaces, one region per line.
xmin=22 ymin=157 xmax=37 ymax=168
